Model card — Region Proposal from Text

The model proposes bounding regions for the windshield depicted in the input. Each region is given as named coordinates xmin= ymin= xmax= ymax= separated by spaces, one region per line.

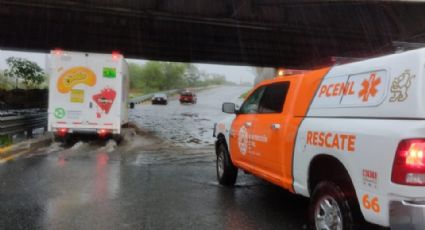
xmin=0 ymin=1 xmax=421 ymax=229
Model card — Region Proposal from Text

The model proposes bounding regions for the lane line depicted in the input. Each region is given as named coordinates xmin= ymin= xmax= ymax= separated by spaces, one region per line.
xmin=0 ymin=150 xmax=28 ymax=164
xmin=0 ymin=145 xmax=14 ymax=155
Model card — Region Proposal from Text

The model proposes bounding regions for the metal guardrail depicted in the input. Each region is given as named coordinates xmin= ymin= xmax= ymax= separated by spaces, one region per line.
xmin=129 ymin=89 xmax=180 ymax=105
xmin=0 ymin=111 xmax=47 ymax=137
xmin=129 ymin=87 xmax=212 ymax=105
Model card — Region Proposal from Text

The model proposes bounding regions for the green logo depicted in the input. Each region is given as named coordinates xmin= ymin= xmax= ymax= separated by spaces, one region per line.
xmin=103 ymin=67 xmax=116 ymax=78
xmin=54 ymin=108 xmax=66 ymax=119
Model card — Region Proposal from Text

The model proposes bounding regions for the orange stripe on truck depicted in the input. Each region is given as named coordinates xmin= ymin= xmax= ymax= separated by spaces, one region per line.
xmin=282 ymin=67 xmax=330 ymax=192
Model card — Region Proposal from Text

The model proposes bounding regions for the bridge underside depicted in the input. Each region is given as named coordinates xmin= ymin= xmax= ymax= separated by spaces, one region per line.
xmin=1 ymin=1 xmax=425 ymax=68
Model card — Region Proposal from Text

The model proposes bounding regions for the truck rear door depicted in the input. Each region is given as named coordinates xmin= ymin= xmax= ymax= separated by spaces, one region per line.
xmin=85 ymin=54 xmax=121 ymax=130
xmin=49 ymin=52 xmax=90 ymax=129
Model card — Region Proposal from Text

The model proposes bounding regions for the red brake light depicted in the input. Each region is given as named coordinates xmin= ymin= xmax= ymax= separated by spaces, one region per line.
xmin=97 ymin=129 xmax=111 ymax=138
xmin=112 ymin=51 xmax=121 ymax=60
xmin=53 ymin=48 xmax=63 ymax=56
xmin=57 ymin=128 xmax=68 ymax=137
xmin=392 ymin=139 xmax=425 ymax=186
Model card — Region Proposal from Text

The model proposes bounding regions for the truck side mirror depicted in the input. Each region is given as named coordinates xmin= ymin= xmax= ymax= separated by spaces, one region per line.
xmin=222 ymin=102 xmax=236 ymax=114
xmin=129 ymin=102 xmax=135 ymax=109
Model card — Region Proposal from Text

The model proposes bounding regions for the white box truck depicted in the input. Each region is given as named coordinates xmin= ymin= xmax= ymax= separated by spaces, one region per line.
xmin=47 ymin=50 xmax=129 ymax=139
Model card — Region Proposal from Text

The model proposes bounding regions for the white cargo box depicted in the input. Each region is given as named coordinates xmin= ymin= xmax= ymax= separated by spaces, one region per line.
xmin=47 ymin=50 xmax=129 ymax=135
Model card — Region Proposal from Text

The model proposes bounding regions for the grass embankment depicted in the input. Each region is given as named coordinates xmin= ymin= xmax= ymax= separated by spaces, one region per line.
xmin=240 ymin=89 xmax=252 ymax=99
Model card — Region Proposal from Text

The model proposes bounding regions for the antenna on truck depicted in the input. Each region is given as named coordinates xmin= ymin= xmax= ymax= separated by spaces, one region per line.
xmin=330 ymin=56 xmax=365 ymax=65
xmin=393 ymin=41 xmax=425 ymax=53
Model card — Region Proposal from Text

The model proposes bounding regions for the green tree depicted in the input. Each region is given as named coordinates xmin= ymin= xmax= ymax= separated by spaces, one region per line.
xmin=141 ymin=61 xmax=166 ymax=91
xmin=129 ymin=62 xmax=144 ymax=89
xmin=128 ymin=61 xmax=230 ymax=94
xmin=5 ymin=57 xmax=46 ymax=89
xmin=184 ymin=64 xmax=200 ymax=87
xmin=0 ymin=70 xmax=13 ymax=90
xmin=162 ymin=62 xmax=186 ymax=89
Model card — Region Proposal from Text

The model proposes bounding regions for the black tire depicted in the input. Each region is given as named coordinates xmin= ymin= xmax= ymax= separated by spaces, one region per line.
xmin=216 ymin=141 xmax=238 ymax=186
xmin=54 ymin=133 xmax=73 ymax=146
xmin=112 ymin=134 xmax=123 ymax=144
xmin=309 ymin=181 xmax=361 ymax=230
xmin=54 ymin=134 xmax=64 ymax=143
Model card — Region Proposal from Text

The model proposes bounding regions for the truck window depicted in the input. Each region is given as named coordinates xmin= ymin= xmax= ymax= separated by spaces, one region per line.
xmin=239 ymin=86 xmax=266 ymax=114
xmin=258 ymin=82 xmax=290 ymax=113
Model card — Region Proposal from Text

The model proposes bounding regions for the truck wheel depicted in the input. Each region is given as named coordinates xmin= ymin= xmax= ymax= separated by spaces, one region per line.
xmin=54 ymin=133 xmax=73 ymax=146
xmin=112 ymin=134 xmax=123 ymax=144
xmin=216 ymin=142 xmax=238 ymax=186
xmin=309 ymin=181 xmax=359 ymax=230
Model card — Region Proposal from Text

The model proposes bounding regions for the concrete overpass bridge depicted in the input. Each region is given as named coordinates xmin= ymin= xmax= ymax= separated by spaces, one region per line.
xmin=1 ymin=0 xmax=425 ymax=68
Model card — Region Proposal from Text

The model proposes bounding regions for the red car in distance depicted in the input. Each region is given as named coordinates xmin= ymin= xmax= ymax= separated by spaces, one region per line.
xmin=179 ymin=91 xmax=197 ymax=104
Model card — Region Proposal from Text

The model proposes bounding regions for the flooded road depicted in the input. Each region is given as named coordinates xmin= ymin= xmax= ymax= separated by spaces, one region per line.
xmin=130 ymin=86 xmax=248 ymax=147
xmin=0 ymin=86 xmax=316 ymax=230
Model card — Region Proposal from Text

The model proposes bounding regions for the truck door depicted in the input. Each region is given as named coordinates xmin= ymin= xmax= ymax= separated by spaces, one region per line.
xmin=229 ymin=86 xmax=265 ymax=169
xmin=249 ymin=82 xmax=291 ymax=184
xmin=86 ymin=54 xmax=119 ymax=124
xmin=49 ymin=52 xmax=90 ymax=127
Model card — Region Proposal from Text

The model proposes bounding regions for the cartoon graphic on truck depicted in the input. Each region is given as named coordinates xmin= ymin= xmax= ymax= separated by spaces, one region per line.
xmin=214 ymin=48 xmax=425 ymax=229
xmin=47 ymin=50 xmax=129 ymax=140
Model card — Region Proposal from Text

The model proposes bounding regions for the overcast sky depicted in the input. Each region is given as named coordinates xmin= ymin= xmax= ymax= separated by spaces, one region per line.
xmin=0 ymin=49 xmax=255 ymax=84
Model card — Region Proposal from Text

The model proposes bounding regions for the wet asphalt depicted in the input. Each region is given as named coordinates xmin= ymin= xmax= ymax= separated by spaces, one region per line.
xmin=0 ymin=86 xmax=312 ymax=230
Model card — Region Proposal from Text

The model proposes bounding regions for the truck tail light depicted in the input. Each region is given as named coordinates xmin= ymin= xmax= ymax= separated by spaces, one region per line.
xmin=53 ymin=48 xmax=63 ymax=56
xmin=392 ymin=139 xmax=425 ymax=186
xmin=56 ymin=128 xmax=68 ymax=137
xmin=97 ymin=129 xmax=111 ymax=138
xmin=112 ymin=51 xmax=121 ymax=60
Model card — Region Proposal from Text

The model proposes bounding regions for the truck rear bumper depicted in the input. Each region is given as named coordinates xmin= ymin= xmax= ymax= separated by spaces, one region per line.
xmin=51 ymin=127 xmax=120 ymax=135
xmin=390 ymin=200 xmax=425 ymax=230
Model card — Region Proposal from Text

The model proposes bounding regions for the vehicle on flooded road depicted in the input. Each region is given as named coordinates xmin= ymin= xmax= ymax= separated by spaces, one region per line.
xmin=47 ymin=50 xmax=129 ymax=141
xmin=151 ymin=93 xmax=168 ymax=105
xmin=179 ymin=91 xmax=197 ymax=104
xmin=214 ymin=48 xmax=425 ymax=230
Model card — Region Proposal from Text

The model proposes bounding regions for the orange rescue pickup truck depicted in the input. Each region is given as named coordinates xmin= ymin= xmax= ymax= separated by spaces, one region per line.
xmin=214 ymin=48 xmax=425 ymax=230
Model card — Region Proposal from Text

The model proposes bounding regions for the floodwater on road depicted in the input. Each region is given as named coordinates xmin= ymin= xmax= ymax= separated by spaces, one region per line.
xmin=129 ymin=86 xmax=248 ymax=147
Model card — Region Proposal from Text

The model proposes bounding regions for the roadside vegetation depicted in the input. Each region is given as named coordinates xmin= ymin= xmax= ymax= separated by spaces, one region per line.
xmin=129 ymin=61 xmax=235 ymax=97
xmin=240 ymin=89 xmax=251 ymax=99
xmin=0 ymin=57 xmax=240 ymax=106
xmin=0 ymin=70 xmax=13 ymax=90
xmin=0 ymin=57 xmax=48 ymax=109
xmin=1 ymin=57 xmax=47 ymax=90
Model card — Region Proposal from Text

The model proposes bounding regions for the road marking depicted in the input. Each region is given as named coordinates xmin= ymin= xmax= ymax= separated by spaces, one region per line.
xmin=0 ymin=150 xmax=28 ymax=164
xmin=0 ymin=145 xmax=14 ymax=155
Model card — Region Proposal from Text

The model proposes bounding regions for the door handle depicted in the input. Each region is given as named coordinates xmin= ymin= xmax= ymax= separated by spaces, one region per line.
xmin=244 ymin=122 xmax=252 ymax=128
xmin=271 ymin=123 xmax=281 ymax=130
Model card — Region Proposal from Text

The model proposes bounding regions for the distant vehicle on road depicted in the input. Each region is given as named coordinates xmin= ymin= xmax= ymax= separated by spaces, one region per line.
xmin=179 ymin=91 xmax=197 ymax=104
xmin=152 ymin=93 xmax=168 ymax=105
xmin=47 ymin=50 xmax=129 ymax=140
